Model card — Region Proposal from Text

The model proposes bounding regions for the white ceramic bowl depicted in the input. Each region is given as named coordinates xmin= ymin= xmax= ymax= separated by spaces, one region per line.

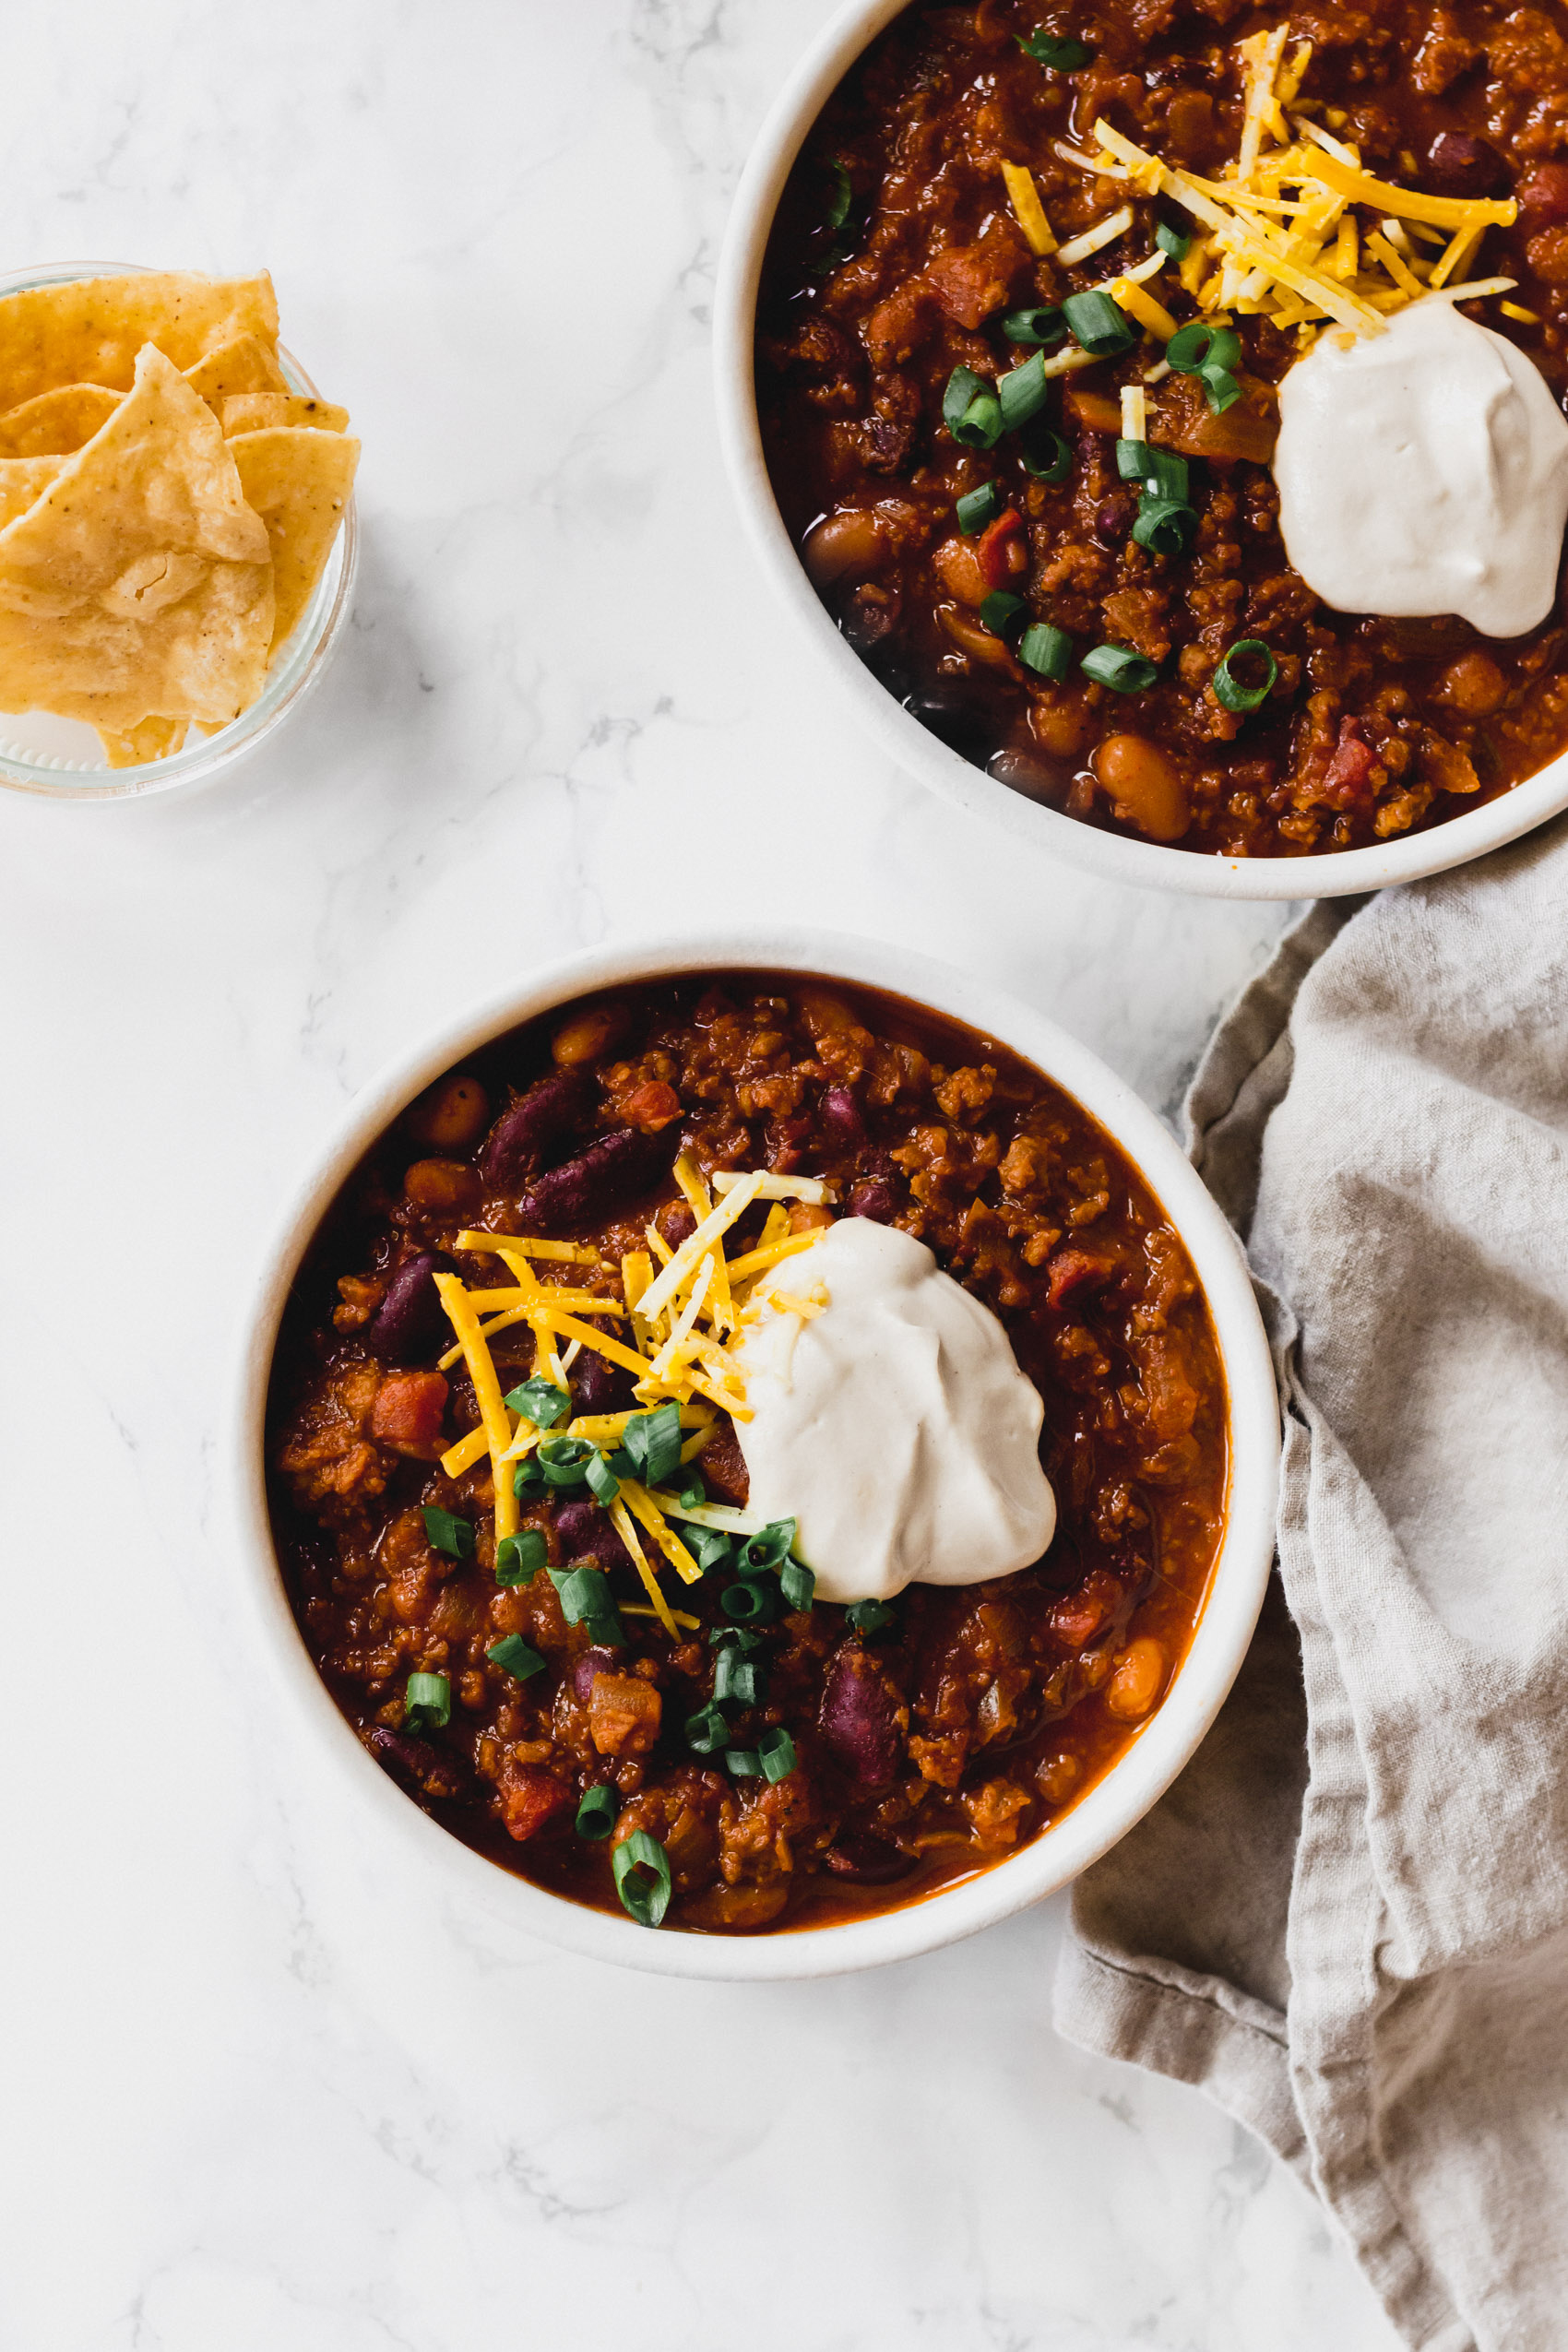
xmin=712 ymin=0 xmax=1568 ymax=901
xmin=0 ymin=260 xmax=357 ymax=803
xmin=230 ymin=931 xmax=1280 ymax=1980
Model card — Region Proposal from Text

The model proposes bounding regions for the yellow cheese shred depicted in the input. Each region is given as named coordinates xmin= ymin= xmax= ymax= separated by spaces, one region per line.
xmin=434 ymin=1273 xmax=518 ymax=1544
xmin=606 ymin=1494 xmax=681 ymax=1636
xmin=1001 ymin=160 xmax=1057 ymax=255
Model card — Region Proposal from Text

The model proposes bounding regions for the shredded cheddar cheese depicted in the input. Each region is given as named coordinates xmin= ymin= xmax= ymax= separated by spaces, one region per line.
xmin=1002 ymin=160 xmax=1057 ymax=256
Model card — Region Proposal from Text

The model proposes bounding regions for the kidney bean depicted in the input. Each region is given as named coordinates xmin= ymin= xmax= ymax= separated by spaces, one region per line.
xmin=365 ymin=1253 xmax=446 ymax=1362
xmin=570 ymin=1645 xmax=620 ymax=1702
xmin=481 ymin=1067 xmax=593 ymax=1190
xmin=554 ymin=1497 xmax=632 ymax=1569
xmin=821 ymin=1085 xmax=867 ymax=1147
xmin=1519 ymin=161 xmax=1568 ymax=230
xmin=571 ymin=1345 xmax=633 ymax=1415
xmin=517 ymin=1125 xmax=664 ymax=1228
xmin=367 ymin=1725 xmax=470 ymax=1801
xmin=1426 ymin=131 xmax=1508 ymax=197
xmin=697 ymin=1420 xmax=750 ymax=1506
xmin=818 ymin=1648 xmax=903 ymax=1786
xmin=849 ymin=1176 xmax=898 ymax=1223
xmin=824 ymin=1833 xmax=917 ymax=1883
xmin=1094 ymin=493 xmax=1134 ymax=546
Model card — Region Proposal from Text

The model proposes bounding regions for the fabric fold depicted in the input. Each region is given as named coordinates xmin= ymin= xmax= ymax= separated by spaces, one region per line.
xmin=1055 ymin=822 xmax=1568 ymax=2352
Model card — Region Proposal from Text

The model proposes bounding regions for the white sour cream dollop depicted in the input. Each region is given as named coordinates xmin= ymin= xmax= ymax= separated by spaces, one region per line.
xmin=733 ymin=1217 xmax=1056 ymax=1604
xmin=1274 ymin=300 xmax=1568 ymax=638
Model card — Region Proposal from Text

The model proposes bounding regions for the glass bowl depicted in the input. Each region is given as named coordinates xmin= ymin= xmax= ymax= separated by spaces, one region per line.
xmin=0 ymin=260 xmax=358 ymax=802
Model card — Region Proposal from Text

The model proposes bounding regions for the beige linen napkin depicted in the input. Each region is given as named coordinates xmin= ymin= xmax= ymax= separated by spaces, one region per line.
xmin=1055 ymin=820 xmax=1568 ymax=2352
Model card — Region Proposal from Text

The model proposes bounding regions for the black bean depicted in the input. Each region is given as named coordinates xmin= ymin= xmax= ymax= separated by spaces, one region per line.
xmin=824 ymin=1833 xmax=917 ymax=1883
xmin=571 ymin=1646 xmax=620 ymax=1702
xmin=1426 ymin=132 xmax=1509 ymax=198
xmin=481 ymin=1068 xmax=593 ymax=1190
xmin=848 ymin=1177 xmax=898 ymax=1224
xmin=365 ymin=1253 xmax=445 ymax=1362
xmin=821 ymin=1084 xmax=867 ymax=1148
xmin=554 ymin=1497 xmax=632 ymax=1570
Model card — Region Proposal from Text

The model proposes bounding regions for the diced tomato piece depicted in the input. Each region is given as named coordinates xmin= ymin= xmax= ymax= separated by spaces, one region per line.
xmin=1321 ymin=718 xmax=1381 ymax=807
xmin=1046 ymin=1249 xmax=1116 ymax=1309
xmin=369 ymin=1371 xmax=449 ymax=1455
xmin=498 ymin=1764 xmax=573 ymax=1843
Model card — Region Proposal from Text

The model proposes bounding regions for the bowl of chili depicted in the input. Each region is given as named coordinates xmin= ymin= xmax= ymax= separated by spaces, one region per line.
xmin=232 ymin=931 xmax=1279 ymax=1979
xmin=714 ymin=0 xmax=1568 ymax=897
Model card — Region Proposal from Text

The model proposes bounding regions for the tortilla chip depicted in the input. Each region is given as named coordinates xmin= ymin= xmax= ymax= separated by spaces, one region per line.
xmin=98 ymin=715 xmax=188 ymax=766
xmin=0 ymin=272 xmax=279 ymax=410
xmin=219 ymin=392 xmax=349 ymax=436
xmin=228 ymin=425 xmax=359 ymax=651
xmin=0 ymin=343 xmax=273 ymax=729
xmin=0 ymin=457 xmax=65 ymax=529
xmin=184 ymin=333 xmax=288 ymax=404
xmin=0 ymin=384 xmax=121 ymax=457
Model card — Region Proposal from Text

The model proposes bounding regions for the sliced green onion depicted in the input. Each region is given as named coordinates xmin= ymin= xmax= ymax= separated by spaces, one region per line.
xmin=422 ymin=1507 xmax=472 ymax=1560
xmin=709 ymin=1623 xmax=765 ymax=1651
xmin=1082 ymin=643 xmax=1158 ymax=693
xmin=1155 ymin=220 xmax=1192 ymax=263
xmin=487 ymin=1633 xmax=546 ymax=1682
xmin=824 ymin=157 xmax=852 ymax=232
xmin=956 ymin=481 xmax=1004 ymax=535
xmin=1131 ymin=496 xmax=1196 ymax=555
xmin=612 ymin=1829 xmax=672 ymax=1927
xmin=725 ymin=1748 xmax=762 ymax=1778
xmin=943 ymin=365 xmax=1004 ymax=450
xmin=504 ymin=1378 xmax=571 ymax=1427
xmin=552 ymin=1563 xmax=616 ymax=1629
xmin=1003 ymin=304 xmax=1066 ymax=348
xmin=673 ymin=1473 xmax=706 ymax=1510
xmin=721 ymin=1578 xmax=778 ymax=1625
xmin=758 ymin=1726 xmax=797 ymax=1783
xmin=779 ymin=1559 xmax=816 ymax=1612
xmin=1020 ymin=425 xmax=1073 ymax=482
xmin=513 ymin=1455 xmax=546 ymax=1497
xmin=846 ymin=1598 xmax=897 ymax=1633
xmin=620 ymin=1402 xmax=683 ymax=1487
xmin=980 ymin=590 xmax=1027 ymax=637
xmin=1166 ymin=322 xmax=1241 ymax=375
xmin=1019 ymin=622 xmax=1073 ymax=680
xmin=714 ymin=1648 xmax=762 ymax=1706
xmin=495 ymin=1527 xmax=547 ymax=1587
xmin=1062 ymin=290 xmax=1137 ymax=359
xmin=1200 ymin=363 xmax=1241 ymax=415
xmin=1213 ymin=638 xmax=1278 ymax=713
xmin=741 ymin=1520 xmax=797 ymax=1574
xmin=576 ymin=1784 xmax=618 ymax=1840
xmin=586 ymin=1451 xmax=621 ymax=1505
xmin=1017 ymin=28 xmax=1092 ymax=67
xmin=1116 ymin=439 xmax=1189 ymax=502
xmin=403 ymin=1670 xmax=450 ymax=1731
xmin=998 ymin=350 xmax=1050 ymax=433
xmin=538 ymin=1434 xmax=595 ymax=1487
xmin=689 ymin=1525 xmax=735 ymax=1574
xmin=584 ymin=1612 xmax=624 ymax=1648
xmin=684 ymin=1700 xmax=731 ymax=1753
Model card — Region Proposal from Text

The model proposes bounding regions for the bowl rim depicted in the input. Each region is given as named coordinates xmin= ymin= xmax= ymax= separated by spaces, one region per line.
xmin=0 ymin=257 xmax=358 ymax=804
xmin=710 ymin=0 xmax=1568 ymax=903
xmin=228 ymin=928 xmax=1281 ymax=1981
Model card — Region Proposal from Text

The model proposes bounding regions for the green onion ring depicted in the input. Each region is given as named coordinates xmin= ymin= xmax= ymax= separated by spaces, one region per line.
xmin=1213 ymin=638 xmax=1278 ymax=713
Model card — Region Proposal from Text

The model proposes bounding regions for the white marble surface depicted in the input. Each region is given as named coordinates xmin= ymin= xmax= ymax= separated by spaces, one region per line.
xmin=0 ymin=4 xmax=1403 ymax=2347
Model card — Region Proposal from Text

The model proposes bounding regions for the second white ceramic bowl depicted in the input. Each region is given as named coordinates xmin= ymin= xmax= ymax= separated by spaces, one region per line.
xmin=231 ymin=930 xmax=1280 ymax=1981
xmin=711 ymin=0 xmax=1568 ymax=900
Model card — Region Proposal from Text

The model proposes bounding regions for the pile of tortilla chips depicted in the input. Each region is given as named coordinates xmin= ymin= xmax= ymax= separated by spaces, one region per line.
xmin=0 ymin=269 xmax=358 ymax=766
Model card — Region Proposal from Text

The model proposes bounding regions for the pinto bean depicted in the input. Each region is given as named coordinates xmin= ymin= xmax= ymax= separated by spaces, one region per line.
xmin=933 ymin=535 xmax=992 ymax=609
xmin=1105 ymin=1636 xmax=1167 ymax=1720
xmin=1426 ymin=131 xmax=1508 ymax=197
xmin=818 ymin=1647 xmax=903 ymax=1786
xmin=405 ymin=1074 xmax=489 ymax=1152
xmin=403 ymin=1158 xmax=481 ymax=1218
xmin=1434 ymin=650 xmax=1505 ymax=718
xmin=481 ymin=1067 xmax=593 ymax=1190
xmin=1092 ymin=735 xmax=1191 ymax=843
xmin=552 ymin=1003 xmax=626 ymax=1066
xmin=517 ymin=1125 xmax=664 ymax=1228
xmin=365 ymin=1252 xmax=446 ymax=1362
xmin=804 ymin=505 xmax=891 ymax=587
